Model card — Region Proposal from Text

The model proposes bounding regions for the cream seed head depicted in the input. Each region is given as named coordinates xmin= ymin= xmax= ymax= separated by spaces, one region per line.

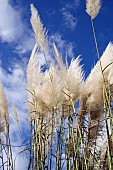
xmin=0 ymin=82 xmax=9 ymax=137
xmin=30 ymin=4 xmax=48 ymax=53
xmin=86 ymin=0 xmax=102 ymax=19
xmin=62 ymin=56 xmax=84 ymax=102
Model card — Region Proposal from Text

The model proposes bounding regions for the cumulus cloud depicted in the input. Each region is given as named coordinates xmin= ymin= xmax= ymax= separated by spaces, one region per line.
xmin=0 ymin=0 xmax=35 ymax=53
xmin=0 ymin=0 xmax=23 ymax=42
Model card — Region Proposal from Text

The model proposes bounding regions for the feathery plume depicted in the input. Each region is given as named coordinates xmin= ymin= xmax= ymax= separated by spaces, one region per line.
xmin=53 ymin=44 xmax=84 ymax=103
xmin=27 ymin=44 xmax=44 ymax=118
xmin=12 ymin=103 xmax=19 ymax=125
xmin=53 ymin=49 xmax=84 ymax=115
xmin=0 ymin=82 xmax=9 ymax=136
xmin=27 ymin=42 xmax=84 ymax=116
xmin=31 ymin=63 xmax=64 ymax=117
xmin=86 ymin=0 xmax=102 ymax=19
xmin=30 ymin=4 xmax=48 ymax=53
xmin=62 ymin=56 xmax=84 ymax=102
xmin=85 ymin=42 xmax=113 ymax=113
xmin=53 ymin=43 xmax=65 ymax=71
xmin=27 ymin=43 xmax=42 ymax=91
xmin=40 ymin=64 xmax=64 ymax=108
xmin=79 ymin=42 xmax=113 ymax=141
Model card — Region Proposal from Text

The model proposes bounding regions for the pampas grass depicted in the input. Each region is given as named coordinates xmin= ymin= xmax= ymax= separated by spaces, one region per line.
xmin=54 ymin=44 xmax=84 ymax=115
xmin=1 ymin=1 xmax=113 ymax=170
xmin=78 ymin=44 xmax=113 ymax=167
xmin=30 ymin=4 xmax=48 ymax=53
xmin=27 ymin=2 xmax=113 ymax=169
xmin=0 ymin=81 xmax=14 ymax=170
xmin=86 ymin=0 xmax=102 ymax=19
xmin=62 ymin=56 xmax=84 ymax=102
xmin=27 ymin=9 xmax=85 ymax=167
xmin=0 ymin=82 xmax=9 ymax=137
xmin=80 ymin=43 xmax=113 ymax=116
xmin=53 ymin=43 xmax=65 ymax=72
xmin=79 ymin=0 xmax=113 ymax=166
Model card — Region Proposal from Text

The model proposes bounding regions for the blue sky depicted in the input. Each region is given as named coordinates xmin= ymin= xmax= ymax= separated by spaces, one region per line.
xmin=0 ymin=0 xmax=113 ymax=169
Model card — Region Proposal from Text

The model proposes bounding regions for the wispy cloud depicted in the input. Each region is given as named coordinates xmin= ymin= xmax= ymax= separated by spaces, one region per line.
xmin=61 ymin=0 xmax=80 ymax=31
xmin=62 ymin=8 xmax=77 ymax=30
xmin=63 ymin=0 xmax=80 ymax=10
xmin=0 ymin=0 xmax=35 ymax=53
xmin=49 ymin=33 xmax=76 ymax=58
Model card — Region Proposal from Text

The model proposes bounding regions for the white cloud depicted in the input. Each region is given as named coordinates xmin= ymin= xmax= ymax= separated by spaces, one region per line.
xmin=0 ymin=61 xmax=29 ymax=170
xmin=62 ymin=9 xmax=77 ymax=30
xmin=15 ymin=34 xmax=35 ymax=54
xmin=61 ymin=0 xmax=80 ymax=30
xmin=0 ymin=0 xmax=35 ymax=53
xmin=49 ymin=33 xmax=76 ymax=58
xmin=64 ymin=0 xmax=80 ymax=10
xmin=0 ymin=0 xmax=23 ymax=42
xmin=35 ymin=51 xmax=53 ymax=65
